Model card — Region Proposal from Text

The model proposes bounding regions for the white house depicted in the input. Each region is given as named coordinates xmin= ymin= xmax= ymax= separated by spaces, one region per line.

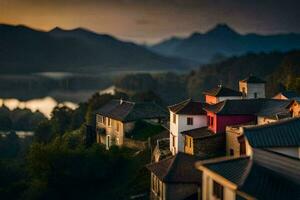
xmin=239 ymin=75 xmax=266 ymax=99
xmin=168 ymin=99 xmax=207 ymax=155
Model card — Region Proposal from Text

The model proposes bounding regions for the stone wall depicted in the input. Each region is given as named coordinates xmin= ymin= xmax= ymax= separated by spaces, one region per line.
xmin=193 ymin=133 xmax=226 ymax=158
xmin=123 ymin=137 xmax=148 ymax=150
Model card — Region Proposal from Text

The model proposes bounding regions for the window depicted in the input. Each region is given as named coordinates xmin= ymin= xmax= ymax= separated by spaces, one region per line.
xmin=230 ymin=149 xmax=234 ymax=156
xmin=189 ymin=138 xmax=192 ymax=148
xmin=187 ymin=117 xmax=193 ymax=125
xmin=172 ymin=136 xmax=176 ymax=147
xmin=173 ymin=113 xmax=176 ymax=124
xmin=254 ymin=92 xmax=258 ymax=98
xmin=242 ymin=87 xmax=246 ymax=97
xmin=108 ymin=118 xmax=111 ymax=127
xmin=210 ymin=116 xmax=214 ymax=126
xmin=207 ymin=116 xmax=210 ymax=126
xmin=213 ymin=181 xmax=223 ymax=200
xmin=116 ymin=122 xmax=120 ymax=132
xmin=102 ymin=116 xmax=106 ymax=124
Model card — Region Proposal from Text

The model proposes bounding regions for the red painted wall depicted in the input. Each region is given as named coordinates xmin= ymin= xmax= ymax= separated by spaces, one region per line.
xmin=207 ymin=112 xmax=256 ymax=133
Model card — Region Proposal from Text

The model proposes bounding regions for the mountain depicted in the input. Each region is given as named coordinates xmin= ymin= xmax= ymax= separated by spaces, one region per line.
xmin=151 ymin=24 xmax=300 ymax=63
xmin=0 ymin=24 xmax=188 ymax=74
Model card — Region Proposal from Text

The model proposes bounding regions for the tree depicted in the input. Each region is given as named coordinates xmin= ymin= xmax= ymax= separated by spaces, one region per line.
xmin=51 ymin=106 xmax=73 ymax=136
xmin=34 ymin=120 xmax=53 ymax=144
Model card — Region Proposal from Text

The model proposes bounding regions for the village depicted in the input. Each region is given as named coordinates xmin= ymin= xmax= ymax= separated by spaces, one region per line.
xmin=95 ymin=75 xmax=300 ymax=200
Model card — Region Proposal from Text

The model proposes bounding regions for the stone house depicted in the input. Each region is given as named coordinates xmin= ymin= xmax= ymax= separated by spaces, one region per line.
xmin=181 ymin=127 xmax=226 ymax=158
xmin=96 ymin=100 xmax=167 ymax=149
xmin=146 ymin=152 xmax=203 ymax=200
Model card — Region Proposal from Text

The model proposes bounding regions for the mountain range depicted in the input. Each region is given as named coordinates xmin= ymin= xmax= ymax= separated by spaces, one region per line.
xmin=150 ymin=24 xmax=300 ymax=63
xmin=0 ymin=24 xmax=187 ymax=74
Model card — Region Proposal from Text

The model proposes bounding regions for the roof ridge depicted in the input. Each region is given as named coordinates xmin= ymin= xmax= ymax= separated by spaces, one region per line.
xmin=244 ymin=117 xmax=299 ymax=131
xmin=163 ymin=154 xmax=178 ymax=181
xmin=196 ymin=155 xmax=249 ymax=167
xmin=168 ymin=98 xmax=191 ymax=108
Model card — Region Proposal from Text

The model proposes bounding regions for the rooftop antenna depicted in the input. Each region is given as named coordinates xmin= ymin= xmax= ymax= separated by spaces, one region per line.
xmin=218 ymin=80 xmax=223 ymax=87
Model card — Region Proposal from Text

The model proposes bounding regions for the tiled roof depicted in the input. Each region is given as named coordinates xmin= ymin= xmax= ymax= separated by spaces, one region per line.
xmin=240 ymin=75 xmax=266 ymax=83
xmin=146 ymin=152 xmax=202 ymax=183
xmin=256 ymin=99 xmax=292 ymax=118
xmin=203 ymin=86 xmax=243 ymax=97
xmin=201 ymin=155 xmax=300 ymax=200
xmin=181 ymin=127 xmax=214 ymax=139
xmin=204 ymin=98 xmax=291 ymax=116
xmin=244 ymin=117 xmax=300 ymax=148
xmin=168 ymin=99 xmax=206 ymax=115
xmin=203 ymin=156 xmax=251 ymax=186
xmin=96 ymin=100 xmax=168 ymax=122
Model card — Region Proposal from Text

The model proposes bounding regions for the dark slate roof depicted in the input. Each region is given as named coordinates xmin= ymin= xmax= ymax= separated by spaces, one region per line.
xmin=146 ymin=152 xmax=202 ymax=184
xmin=204 ymin=98 xmax=291 ymax=116
xmin=181 ymin=127 xmax=214 ymax=139
xmin=204 ymin=157 xmax=251 ymax=186
xmin=278 ymin=90 xmax=299 ymax=99
xmin=240 ymin=75 xmax=266 ymax=83
xmin=256 ymin=99 xmax=292 ymax=118
xmin=168 ymin=99 xmax=206 ymax=115
xmin=203 ymin=86 xmax=243 ymax=97
xmin=202 ymin=156 xmax=300 ymax=200
xmin=204 ymin=99 xmax=263 ymax=115
xmin=244 ymin=117 xmax=300 ymax=148
xmin=96 ymin=100 xmax=168 ymax=122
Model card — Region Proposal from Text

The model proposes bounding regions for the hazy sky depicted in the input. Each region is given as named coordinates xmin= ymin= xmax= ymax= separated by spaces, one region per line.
xmin=1 ymin=0 xmax=300 ymax=43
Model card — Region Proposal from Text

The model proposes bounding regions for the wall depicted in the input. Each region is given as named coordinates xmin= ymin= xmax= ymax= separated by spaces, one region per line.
xmin=193 ymin=133 xmax=226 ymax=157
xmin=205 ymin=95 xmax=241 ymax=104
xmin=257 ymin=116 xmax=277 ymax=125
xmin=289 ymin=101 xmax=300 ymax=117
xmin=150 ymin=173 xmax=166 ymax=200
xmin=267 ymin=147 xmax=300 ymax=159
xmin=226 ymin=126 xmax=243 ymax=156
xmin=205 ymin=95 xmax=218 ymax=104
xmin=218 ymin=96 xmax=242 ymax=102
xmin=239 ymin=82 xmax=265 ymax=99
xmin=165 ymin=183 xmax=200 ymax=200
xmin=216 ymin=115 xmax=256 ymax=133
xmin=169 ymin=111 xmax=207 ymax=154
xmin=123 ymin=137 xmax=148 ymax=150
xmin=95 ymin=114 xmax=125 ymax=147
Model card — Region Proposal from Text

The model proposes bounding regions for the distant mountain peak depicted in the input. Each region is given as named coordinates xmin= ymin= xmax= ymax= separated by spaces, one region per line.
xmin=49 ymin=26 xmax=66 ymax=33
xmin=206 ymin=23 xmax=238 ymax=36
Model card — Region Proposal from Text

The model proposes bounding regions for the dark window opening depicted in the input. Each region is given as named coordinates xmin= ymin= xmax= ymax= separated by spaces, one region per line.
xmin=213 ymin=181 xmax=223 ymax=200
xmin=187 ymin=117 xmax=193 ymax=125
